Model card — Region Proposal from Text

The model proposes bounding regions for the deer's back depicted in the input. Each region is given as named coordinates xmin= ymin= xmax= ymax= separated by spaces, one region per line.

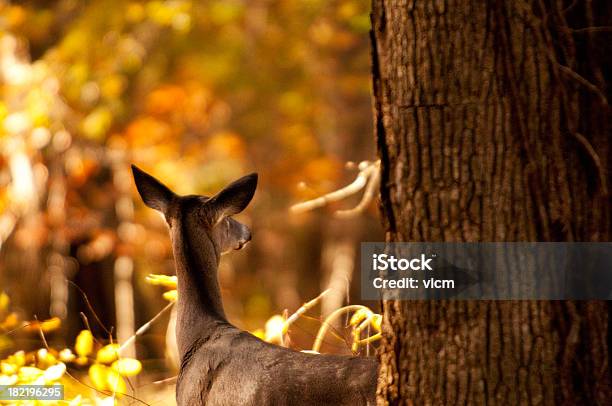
xmin=177 ymin=328 xmax=378 ymax=406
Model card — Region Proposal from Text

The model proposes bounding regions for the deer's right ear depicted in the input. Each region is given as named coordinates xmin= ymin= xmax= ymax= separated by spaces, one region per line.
xmin=131 ymin=165 xmax=175 ymax=213
xmin=209 ymin=173 xmax=258 ymax=219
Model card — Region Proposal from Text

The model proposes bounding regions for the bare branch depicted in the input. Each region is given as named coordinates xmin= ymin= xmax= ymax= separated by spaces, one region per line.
xmin=290 ymin=159 xmax=381 ymax=218
xmin=335 ymin=161 xmax=381 ymax=218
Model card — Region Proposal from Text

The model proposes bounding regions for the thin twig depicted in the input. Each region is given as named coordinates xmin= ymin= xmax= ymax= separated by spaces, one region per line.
xmin=69 ymin=280 xmax=113 ymax=336
xmin=289 ymin=320 xmax=352 ymax=351
xmin=119 ymin=301 xmax=175 ymax=354
xmin=33 ymin=315 xmax=49 ymax=349
xmin=153 ymin=376 xmax=178 ymax=385
xmin=1 ymin=322 xmax=36 ymax=337
xmin=284 ymin=289 xmax=331 ymax=328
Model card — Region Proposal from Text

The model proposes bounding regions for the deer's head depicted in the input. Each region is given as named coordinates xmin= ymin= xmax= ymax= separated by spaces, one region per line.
xmin=131 ymin=165 xmax=257 ymax=256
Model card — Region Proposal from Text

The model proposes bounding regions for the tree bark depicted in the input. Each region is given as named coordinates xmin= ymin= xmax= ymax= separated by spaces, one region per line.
xmin=371 ymin=0 xmax=611 ymax=404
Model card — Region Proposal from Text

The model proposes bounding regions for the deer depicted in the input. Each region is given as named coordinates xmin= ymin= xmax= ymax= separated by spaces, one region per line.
xmin=131 ymin=165 xmax=378 ymax=405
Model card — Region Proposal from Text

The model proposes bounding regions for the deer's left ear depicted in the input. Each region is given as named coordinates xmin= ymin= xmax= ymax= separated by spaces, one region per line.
xmin=131 ymin=165 xmax=176 ymax=214
xmin=210 ymin=173 xmax=258 ymax=218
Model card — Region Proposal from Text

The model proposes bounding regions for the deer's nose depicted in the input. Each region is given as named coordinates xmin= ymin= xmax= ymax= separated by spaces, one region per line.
xmin=242 ymin=230 xmax=252 ymax=245
xmin=236 ymin=229 xmax=251 ymax=250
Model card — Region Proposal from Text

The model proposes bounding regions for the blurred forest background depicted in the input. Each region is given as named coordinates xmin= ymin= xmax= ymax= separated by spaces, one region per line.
xmin=0 ymin=0 xmax=382 ymax=402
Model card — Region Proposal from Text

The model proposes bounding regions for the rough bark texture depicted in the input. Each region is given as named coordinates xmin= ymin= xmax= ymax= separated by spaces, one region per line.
xmin=371 ymin=0 xmax=611 ymax=404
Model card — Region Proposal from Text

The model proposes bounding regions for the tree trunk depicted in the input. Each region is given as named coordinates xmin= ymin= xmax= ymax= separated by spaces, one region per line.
xmin=370 ymin=0 xmax=611 ymax=404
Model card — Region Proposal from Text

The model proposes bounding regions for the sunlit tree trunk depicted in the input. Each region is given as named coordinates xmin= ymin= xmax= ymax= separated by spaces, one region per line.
xmin=371 ymin=0 xmax=611 ymax=404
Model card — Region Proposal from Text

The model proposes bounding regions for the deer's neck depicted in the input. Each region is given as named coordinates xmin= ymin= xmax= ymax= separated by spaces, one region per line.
xmin=171 ymin=218 xmax=226 ymax=358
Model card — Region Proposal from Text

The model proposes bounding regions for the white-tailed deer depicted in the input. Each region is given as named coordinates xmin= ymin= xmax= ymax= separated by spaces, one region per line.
xmin=131 ymin=165 xmax=378 ymax=405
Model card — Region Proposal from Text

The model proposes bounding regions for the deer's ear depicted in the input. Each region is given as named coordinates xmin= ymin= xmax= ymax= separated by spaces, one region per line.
xmin=131 ymin=165 xmax=175 ymax=213
xmin=210 ymin=173 xmax=258 ymax=218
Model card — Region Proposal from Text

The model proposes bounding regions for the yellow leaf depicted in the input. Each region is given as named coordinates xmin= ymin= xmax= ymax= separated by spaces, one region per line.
xmin=264 ymin=315 xmax=286 ymax=344
xmin=24 ymin=317 xmax=61 ymax=333
xmin=96 ymin=344 xmax=120 ymax=364
xmin=111 ymin=358 xmax=142 ymax=377
xmin=75 ymin=330 xmax=94 ymax=357
xmin=0 ymin=312 xmax=19 ymax=329
xmin=162 ymin=290 xmax=178 ymax=302
xmin=58 ymin=348 xmax=75 ymax=363
xmin=1 ymin=361 xmax=17 ymax=375
xmin=145 ymin=274 xmax=177 ymax=289
xmin=74 ymin=356 xmax=88 ymax=366
xmin=37 ymin=348 xmax=57 ymax=367
xmin=68 ymin=394 xmax=82 ymax=406
xmin=18 ymin=366 xmax=43 ymax=382
xmin=88 ymin=364 xmax=108 ymax=391
xmin=43 ymin=362 xmax=66 ymax=382
xmin=10 ymin=350 xmax=25 ymax=366
xmin=106 ymin=369 xmax=126 ymax=395
xmin=0 ymin=291 xmax=9 ymax=310
xmin=0 ymin=374 xmax=17 ymax=385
